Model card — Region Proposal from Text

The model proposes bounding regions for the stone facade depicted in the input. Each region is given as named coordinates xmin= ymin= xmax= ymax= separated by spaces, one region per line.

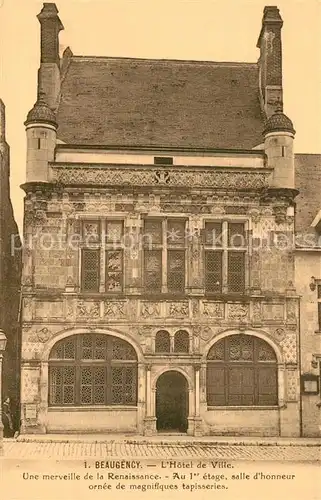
xmin=19 ymin=3 xmax=318 ymax=437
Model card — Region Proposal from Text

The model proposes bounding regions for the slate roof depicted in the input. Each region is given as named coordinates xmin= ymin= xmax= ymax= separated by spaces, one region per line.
xmin=56 ymin=56 xmax=265 ymax=149
xmin=295 ymin=154 xmax=321 ymax=236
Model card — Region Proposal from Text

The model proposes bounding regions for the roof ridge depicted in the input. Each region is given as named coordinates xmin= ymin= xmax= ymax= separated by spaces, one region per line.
xmin=69 ymin=55 xmax=257 ymax=66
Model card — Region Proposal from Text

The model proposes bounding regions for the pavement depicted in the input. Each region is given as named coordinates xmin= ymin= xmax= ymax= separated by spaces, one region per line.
xmin=2 ymin=434 xmax=321 ymax=461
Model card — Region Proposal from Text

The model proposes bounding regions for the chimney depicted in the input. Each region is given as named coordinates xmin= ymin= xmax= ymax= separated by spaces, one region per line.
xmin=37 ymin=3 xmax=64 ymax=111
xmin=257 ymin=6 xmax=283 ymax=118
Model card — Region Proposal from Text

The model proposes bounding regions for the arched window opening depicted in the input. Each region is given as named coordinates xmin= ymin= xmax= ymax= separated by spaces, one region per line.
xmin=207 ymin=335 xmax=277 ymax=406
xmin=155 ymin=330 xmax=171 ymax=353
xmin=174 ymin=330 xmax=189 ymax=353
xmin=49 ymin=334 xmax=137 ymax=407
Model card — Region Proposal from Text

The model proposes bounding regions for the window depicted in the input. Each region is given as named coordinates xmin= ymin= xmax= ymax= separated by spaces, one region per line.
xmin=154 ymin=157 xmax=173 ymax=165
xmin=207 ymin=335 xmax=277 ymax=406
xmin=154 ymin=330 xmax=189 ymax=354
xmin=81 ymin=220 xmax=124 ymax=293
xmin=204 ymin=221 xmax=246 ymax=294
xmin=174 ymin=330 xmax=189 ymax=353
xmin=155 ymin=331 xmax=171 ymax=353
xmin=49 ymin=334 xmax=137 ymax=406
xmin=143 ymin=219 xmax=186 ymax=293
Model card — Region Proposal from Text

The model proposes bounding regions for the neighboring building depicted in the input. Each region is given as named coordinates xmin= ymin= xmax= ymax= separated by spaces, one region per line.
xmin=294 ymin=154 xmax=321 ymax=437
xmin=19 ymin=3 xmax=319 ymax=436
xmin=0 ymin=100 xmax=22 ymax=430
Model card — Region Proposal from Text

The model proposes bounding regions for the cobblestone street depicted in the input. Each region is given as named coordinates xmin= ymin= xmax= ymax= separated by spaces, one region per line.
xmin=3 ymin=439 xmax=320 ymax=461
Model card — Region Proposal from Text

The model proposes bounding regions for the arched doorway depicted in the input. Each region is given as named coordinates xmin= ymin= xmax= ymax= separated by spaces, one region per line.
xmin=156 ymin=371 xmax=188 ymax=433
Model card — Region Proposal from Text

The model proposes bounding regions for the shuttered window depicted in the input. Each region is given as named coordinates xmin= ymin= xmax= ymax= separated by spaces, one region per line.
xmin=207 ymin=335 xmax=278 ymax=406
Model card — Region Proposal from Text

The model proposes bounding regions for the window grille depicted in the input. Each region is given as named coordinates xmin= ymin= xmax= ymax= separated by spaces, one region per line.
xmin=144 ymin=250 xmax=162 ymax=292
xmin=174 ymin=330 xmax=189 ymax=353
xmin=227 ymin=252 xmax=245 ymax=293
xmin=82 ymin=221 xmax=100 ymax=245
xmin=204 ymin=222 xmax=223 ymax=247
xmin=205 ymin=251 xmax=222 ymax=293
xmin=167 ymin=220 xmax=186 ymax=246
xmin=167 ymin=250 xmax=185 ymax=292
xmin=206 ymin=335 xmax=277 ymax=406
xmin=143 ymin=220 xmax=162 ymax=246
xmin=49 ymin=334 xmax=137 ymax=407
xmin=81 ymin=249 xmax=100 ymax=292
xmin=143 ymin=218 xmax=186 ymax=293
xmin=106 ymin=221 xmax=123 ymax=244
xmin=204 ymin=221 xmax=246 ymax=294
xmin=81 ymin=220 xmax=124 ymax=293
xmin=228 ymin=222 xmax=246 ymax=248
xmin=155 ymin=330 xmax=171 ymax=353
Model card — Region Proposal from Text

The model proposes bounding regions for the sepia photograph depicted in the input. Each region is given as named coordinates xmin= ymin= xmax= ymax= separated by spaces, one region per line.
xmin=0 ymin=0 xmax=320 ymax=498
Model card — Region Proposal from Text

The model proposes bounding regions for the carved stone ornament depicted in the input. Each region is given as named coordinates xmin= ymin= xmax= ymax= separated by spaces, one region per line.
xmin=199 ymin=326 xmax=213 ymax=341
xmin=228 ymin=303 xmax=249 ymax=320
xmin=36 ymin=327 xmax=51 ymax=343
xmin=77 ymin=300 xmax=100 ymax=318
xmin=252 ymin=301 xmax=262 ymax=322
xmin=203 ymin=302 xmax=224 ymax=319
xmin=168 ymin=302 xmax=189 ymax=317
xmin=52 ymin=166 xmax=270 ymax=190
xmin=104 ymin=301 xmax=125 ymax=318
xmin=141 ymin=302 xmax=160 ymax=318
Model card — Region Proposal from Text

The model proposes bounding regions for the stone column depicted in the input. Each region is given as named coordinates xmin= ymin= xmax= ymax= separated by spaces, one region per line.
xmin=188 ymin=216 xmax=204 ymax=295
xmin=38 ymin=361 xmax=48 ymax=433
xmin=136 ymin=362 xmax=145 ymax=434
xmin=194 ymin=363 xmax=203 ymax=436
xmin=124 ymin=215 xmax=142 ymax=295
xmin=143 ymin=364 xmax=156 ymax=435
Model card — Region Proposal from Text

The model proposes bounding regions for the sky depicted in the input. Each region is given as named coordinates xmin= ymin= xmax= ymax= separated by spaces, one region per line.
xmin=0 ymin=0 xmax=320 ymax=232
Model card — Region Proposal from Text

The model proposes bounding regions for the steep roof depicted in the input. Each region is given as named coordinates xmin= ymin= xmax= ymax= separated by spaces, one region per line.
xmin=295 ymin=154 xmax=321 ymax=235
xmin=56 ymin=56 xmax=265 ymax=149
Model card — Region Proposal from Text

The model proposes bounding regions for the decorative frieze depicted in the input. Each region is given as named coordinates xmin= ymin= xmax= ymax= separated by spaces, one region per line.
xmin=168 ymin=301 xmax=189 ymax=318
xmin=141 ymin=302 xmax=161 ymax=318
xmin=227 ymin=303 xmax=249 ymax=320
xmin=76 ymin=300 xmax=100 ymax=319
xmin=52 ymin=166 xmax=270 ymax=190
xmin=34 ymin=300 xmax=63 ymax=320
xmin=262 ymin=303 xmax=284 ymax=321
xmin=103 ymin=300 xmax=125 ymax=318
xmin=202 ymin=302 xmax=224 ymax=319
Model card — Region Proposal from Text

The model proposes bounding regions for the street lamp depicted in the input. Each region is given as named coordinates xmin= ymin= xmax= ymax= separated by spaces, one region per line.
xmin=0 ymin=328 xmax=7 ymax=456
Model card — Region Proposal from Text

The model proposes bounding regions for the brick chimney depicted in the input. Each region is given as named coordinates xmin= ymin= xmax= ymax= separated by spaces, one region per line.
xmin=257 ymin=6 xmax=283 ymax=118
xmin=37 ymin=3 xmax=64 ymax=111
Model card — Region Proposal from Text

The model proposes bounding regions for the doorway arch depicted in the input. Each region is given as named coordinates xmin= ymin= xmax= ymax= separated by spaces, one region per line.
xmin=155 ymin=370 xmax=188 ymax=433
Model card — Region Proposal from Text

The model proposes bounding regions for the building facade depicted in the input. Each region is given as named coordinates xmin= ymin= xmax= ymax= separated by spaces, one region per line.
xmin=294 ymin=154 xmax=321 ymax=437
xmin=0 ymin=100 xmax=22 ymax=430
xmin=20 ymin=3 xmax=319 ymax=436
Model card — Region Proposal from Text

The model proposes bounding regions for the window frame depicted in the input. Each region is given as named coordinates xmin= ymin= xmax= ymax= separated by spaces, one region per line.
xmin=143 ymin=218 xmax=187 ymax=294
xmin=48 ymin=335 xmax=138 ymax=407
xmin=204 ymin=220 xmax=248 ymax=295
xmin=80 ymin=219 xmax=124 ymax=294
xmin=206 ymin=335 xmax=278 ymax=407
